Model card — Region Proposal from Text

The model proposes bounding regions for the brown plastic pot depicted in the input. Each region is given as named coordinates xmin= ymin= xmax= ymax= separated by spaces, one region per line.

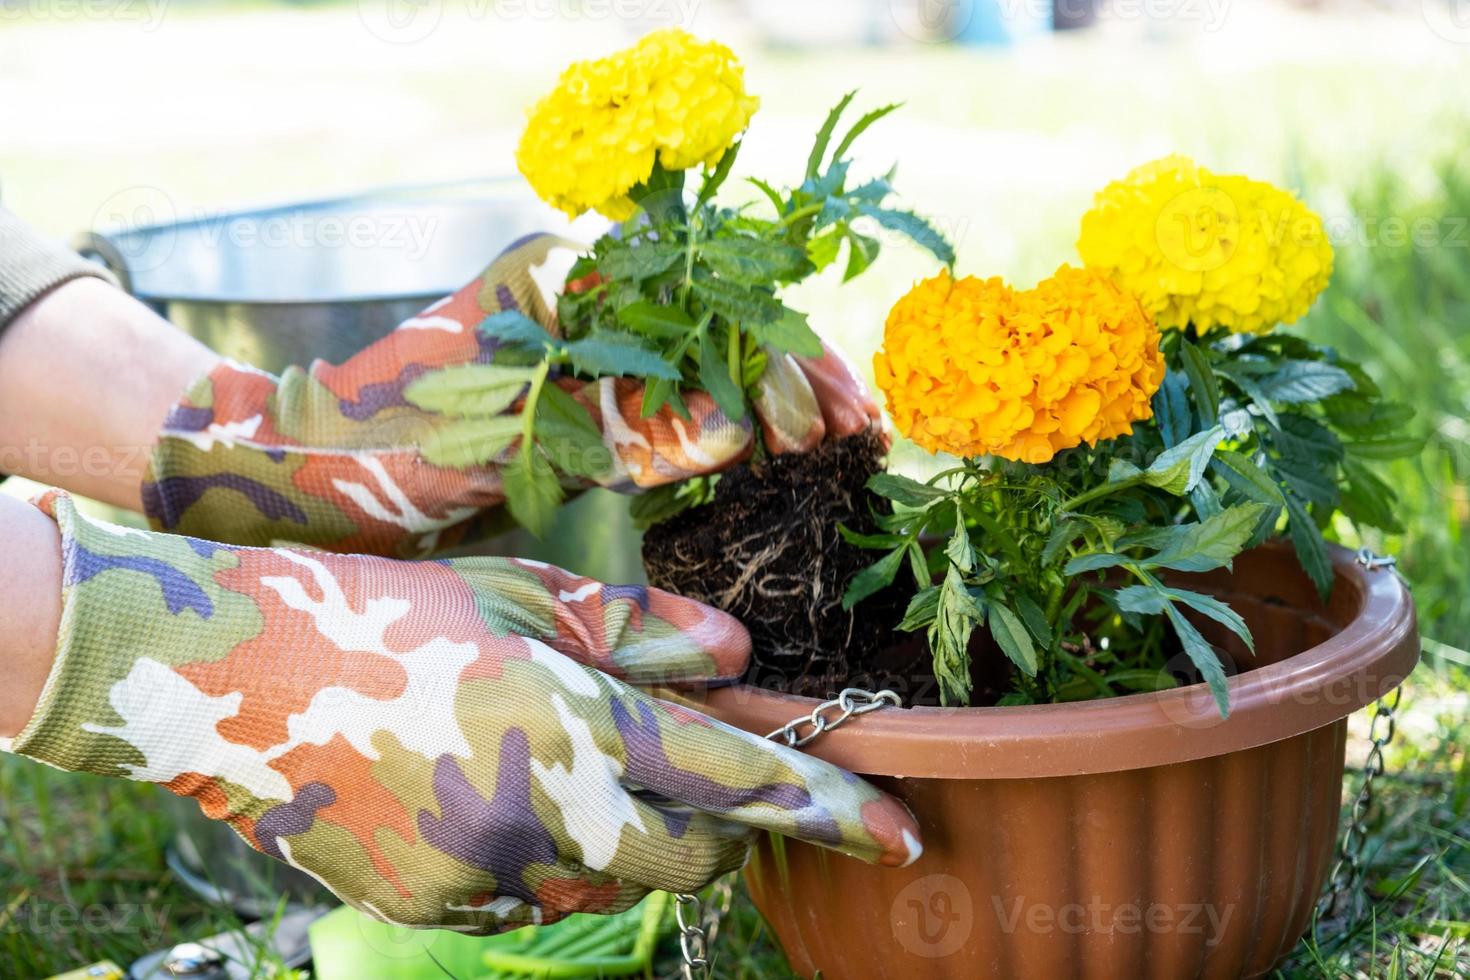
xmin=669 ymin=542 xmax=1419 ymax=979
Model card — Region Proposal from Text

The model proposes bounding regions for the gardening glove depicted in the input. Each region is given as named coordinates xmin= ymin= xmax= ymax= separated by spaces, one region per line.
xmin=4 ymin=491 xmax=921 ymax=932
xmin=143 ymin=233 xmax=882 ymax=558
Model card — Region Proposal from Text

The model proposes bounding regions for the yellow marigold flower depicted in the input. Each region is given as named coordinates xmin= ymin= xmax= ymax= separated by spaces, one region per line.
xmin=515 ymin=29 xmax=759 ymax=220
xmin=1077 ymin=155 xmax=1334 ymax=335
xmin=874 ymin=266 xmax=1165 ymax=464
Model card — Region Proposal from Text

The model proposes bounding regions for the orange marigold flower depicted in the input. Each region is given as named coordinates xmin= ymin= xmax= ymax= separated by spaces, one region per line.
xmin=874 ymin=266 xmax=1165 ymax=464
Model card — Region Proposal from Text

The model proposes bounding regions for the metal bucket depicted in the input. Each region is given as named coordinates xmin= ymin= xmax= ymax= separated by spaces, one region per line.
xmin=74 ymin=178 xmax=646 ymax=912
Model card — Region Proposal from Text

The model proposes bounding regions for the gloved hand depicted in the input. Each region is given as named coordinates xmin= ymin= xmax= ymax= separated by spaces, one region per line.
xmin=6 ymin=491 xmax=918 ymax=932
xmin=142 ymin=233 xmax=880 ymax=557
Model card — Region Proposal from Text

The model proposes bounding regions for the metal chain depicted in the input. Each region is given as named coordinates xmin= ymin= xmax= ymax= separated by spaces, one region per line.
xmin=1317 ymin=548 xmax=1406 ymax=923
xmin=676 ymin=688 xmax=900 ymax=979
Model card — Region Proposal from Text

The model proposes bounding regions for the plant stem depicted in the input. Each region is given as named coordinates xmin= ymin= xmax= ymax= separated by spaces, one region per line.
xmin=727 ymin=322 xmax=742 ymax=393
xmin=778 ymin=201 xmax=824 ymax=228
xmin=520 ymin=359 xmax=552 ymax=452
xmin=1060 ymin=476 xmax=1140 ymax=511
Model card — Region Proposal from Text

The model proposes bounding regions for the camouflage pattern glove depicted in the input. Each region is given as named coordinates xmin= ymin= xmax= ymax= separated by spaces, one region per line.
xmin=143 ymin=233 xmax=880 ymax=557
xmin=4 ymin=491 xmax=919 ymax=932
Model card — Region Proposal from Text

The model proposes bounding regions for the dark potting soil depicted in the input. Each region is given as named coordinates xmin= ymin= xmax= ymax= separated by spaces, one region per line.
xmin=641 ymin=429 xmax=923 ymax=698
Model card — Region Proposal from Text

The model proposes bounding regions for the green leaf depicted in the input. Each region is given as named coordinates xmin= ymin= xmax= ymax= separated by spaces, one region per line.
xmin=699 ymin=237 xmax=806 ymax=286
xmin=1284 ymin=492 xmax=1334 ymax=600
xmin=837 ymin=524 xmax=904 ymax=549
xmin=843 ymin=230 xmax=879 ymax=282
xmin=598 ymin=240 xmax=683 ymax=281
xmin=1013 ymin=592 xmax=1053 ymax=649
xmin=897 ymin=585 xmax=940 ymax=631
xmin=1211 ymin=450 xmax=1286 ymax=506
xmin=1179 ymin=340 xmax=1220 ymax=424
xmin=617 ymin=301 xmax=696 ymax=340
xmin=1256 ymin=360 xmax=1356 ymax=404
xmin=866 ymin=472 xmax=946 ymax=508
xmin=746 ymin=307 xmax=824 ymax=358
xmin=931 ymin=566 xmax=980 ymax=705
xmin=1143 ymin=426 xmax=1225 ymax=495
xmin=1153 ymin=371 xmax=1190 ymax=447
xmin=1339 ymin=458 xmax=1404 ymax=533
xmin=857 ymin=204 xmax=956 ymax=266
xmin=690 ymin=276 xmax=785 ymax=325
xmin=1143 ymin=503 xmax=1271 ymax=573
xmin=806 ymin=229 xmax=845 ymax=272
xmin=806 ymin=90 xmax=857 ymax=179
xmin=479 ymin=310 xmax=558 ymax=349
xmin=639 ymin=377 xmax=690 ymax=421
xmin=564 ymin=333 xmax=682 ymax=380
xmin=1323 ymin=395 xmax=1415 ymax=437
xmin=830 ymin=102 xmax=902 ymax=163
xmin=696 ymin=138 xmax=742 ymax=208
xmin=698 ymin=327 xmax=746 ymax=421
xmin=629 ymin=484 xmax=692 ymax=530
xmin=403 ymin=363 xmax=534 ymax=418
xmin=1163 ymin=602 xmax=1231 ymax=717
xmin=945 ymin=520 xmax=972 ymax=573
xmin=746 ymin=177 xmax=786 ymax=214
xmin=842 ymin=546 xmax=905 ymax=609
xmin=987 ymin=602 xmax=1038 ymax=677
xmin=1042 ymin=520 xmax=1082 ymax=565
xmin=535 ymin=383 xmax=611 ymax=480
xmin=1344 ymin=435 xmax=1426 ymax=459
xmin=503 ymin=448 xmax=564 ymax=538
xmin=1063 ymin=552 xmax=1129 ymax=575
xmin=418 ymin=416 xmax=523 ymax=468
xmin=1115 ymin=585 xmax=1254 ymax=655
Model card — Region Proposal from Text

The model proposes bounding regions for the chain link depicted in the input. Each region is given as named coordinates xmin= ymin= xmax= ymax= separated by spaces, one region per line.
xmin=1318 ymin=548 xmax=1406 ymax=924
xmin=675 ymin=688 xmax=900 ymax=978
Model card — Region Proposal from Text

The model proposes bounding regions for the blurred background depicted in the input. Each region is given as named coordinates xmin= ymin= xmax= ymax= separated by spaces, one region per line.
xmin=2 ymin=0 xmax=1469 ymax=976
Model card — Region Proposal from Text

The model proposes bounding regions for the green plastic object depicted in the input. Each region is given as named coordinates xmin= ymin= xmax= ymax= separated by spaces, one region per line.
xmin=309 ymin=892 xmax=671 ymax=980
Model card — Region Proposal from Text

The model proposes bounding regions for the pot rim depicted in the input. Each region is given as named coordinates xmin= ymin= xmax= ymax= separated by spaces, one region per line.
xmin=660 ymin=542 xmax=1420 ymax=779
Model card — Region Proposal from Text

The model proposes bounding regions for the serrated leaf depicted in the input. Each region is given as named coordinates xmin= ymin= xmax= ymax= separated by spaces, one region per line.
xmin=598 ymin=239 xmax=683 ymax=281
xmin=1013 ymin=592 xmax=1053 ymax=648
xmin=564 ymin=333 xmax=681 ymax=380
xmin=1211 ymin=450 xmax=1286 ymax=506
xmin=1143 ymin=426 xmax=1225 ymax=495
xmin=1339 ymin=458 xmax=1404 ymax=532
xmin=696 ymin=137 xmax=742 ymax=208
xmin=536 ymin=383 xmax=611 ymax=480
xmin=830 ymin=102 xmax=902 ymax=164
xmin=503 ymin=448 xmax=564 ymax=538
xmin=1323 ymin=395 xmax=1415 ymax=437
xmin=746 ymin=307 xmax=824 ymax=358
xmin=698 ymin=327 xmax=746 ymax=421
xmin=843 ymin=230 xmax=879 ymax=282
xmin=1154 ymin=370 xmax=1191 ymax=447
xmin=617 ymin=301 xmax=696 ymax=340
xmin=1257 ymin=360 xmax=1356 ymax=404
xmin=897 ymin=585 xmax=941 ymax=631
xmin=857 ymin=204 xmax=956 ymax=266
xmin=479 ymin=310 xmax=558 ymax=350
xmin=1179 ymin=340 xmax=1220 ymax=424
xmin=1270 ymin=413 xmax=1343 ymax=465
xmin=690 ymin=276 xmax=785 ymax=325
xmin=842 ymin=546 xmax=905 ymax=609
xmin=988 ymin=602 xmax=1037 ymax=677
xmin=806 ymin=229 xmax=845 ymax=272
xmin=1345 ymin=435 xmax=1425 ymax=459
xmin=1116 ymin=585 xmax=1254 ymax=654
xmin=931 ymin=566 xmax=980 ymax=705
xmin=699 ymin=237 xmax=806 ymax=286
xmin=1064 ymin=552 xmax=1129 ymax=575
xmin=806 ymin=90 xmax=858 ymax=178
xmin=418 ymin=416 xmax=523 ymax=468
xmin=746 ymin=176 xmax=786 ymax=214
xmin=945 ymin=520 xmax=972 ymax=573
xmin=1143 ymin=503 xmax=1271 ymax=573
xmin=1042 ymin=520 xmax=1082 ymax=565
xmin=403 ymin=363 xmax=534 ymax=418
xmin=1284 ymin=492 xmax=1333 ymax=600
xmin=867 ymin=472 xmax=945 ymax=508
xmin=1163 ymin=602 xmax=1231 ymax=717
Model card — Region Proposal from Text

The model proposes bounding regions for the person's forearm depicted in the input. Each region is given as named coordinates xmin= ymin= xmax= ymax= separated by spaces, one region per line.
xmin=0 ymin=278 xmax=220 ymax=511
xmin=0 ymin=494 xmax=61 ymax=738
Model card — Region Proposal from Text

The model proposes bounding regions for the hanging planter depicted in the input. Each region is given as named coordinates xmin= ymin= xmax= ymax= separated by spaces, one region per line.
xmin=668 ymin=543 xmax=1418 ymax=979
